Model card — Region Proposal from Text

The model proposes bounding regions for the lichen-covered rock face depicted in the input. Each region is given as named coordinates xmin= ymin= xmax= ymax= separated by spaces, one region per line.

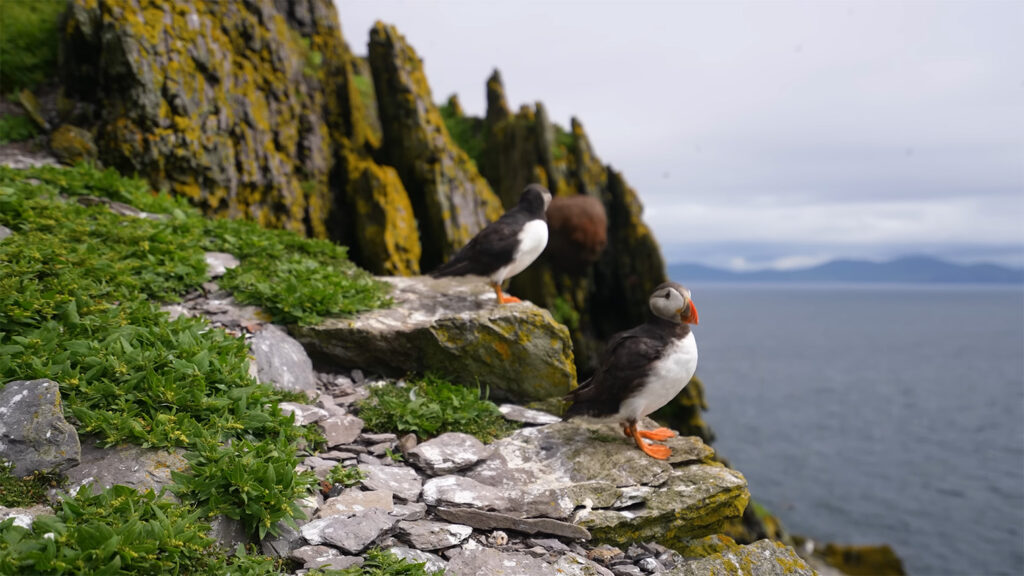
xmin=61 ymin=0 xmax=344 ymax=237
xmin=342 ymin=150 xmax=421 ymax=276
xmin=49 ymin=124 xmax=98 ymax=166
xmin=463 ymin=418 xmax=748 ymax=549
xmin=368 ymin=22 xmax=503 ymax=271
xmin=662 ymin=539 xmax=816 ymax=576
xmin=291 ymin=276 xmax=576 ymax=402
xmin=0 ymin=379 xmax=81 ymax=476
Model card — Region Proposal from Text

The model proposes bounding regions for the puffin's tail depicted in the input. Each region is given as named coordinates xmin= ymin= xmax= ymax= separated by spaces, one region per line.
xmin=562 ymin=378 xmax=593 ymax=417
xmin=429 ymin=254 xmax=473 ymax=278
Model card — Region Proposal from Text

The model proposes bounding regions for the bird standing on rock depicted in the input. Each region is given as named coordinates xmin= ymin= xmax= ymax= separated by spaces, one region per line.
xmin=565 ymin=281 xmax=699 ymax=459
xmin=430 ymin=184 xmax=552 ymax=304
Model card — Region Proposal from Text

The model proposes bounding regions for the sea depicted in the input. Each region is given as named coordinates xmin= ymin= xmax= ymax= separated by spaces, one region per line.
xmin=673 ymin=282 xmax=1024 ymax=576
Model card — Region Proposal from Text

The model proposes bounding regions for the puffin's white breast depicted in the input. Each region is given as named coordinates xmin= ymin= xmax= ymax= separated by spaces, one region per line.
xmin=491 ymin=219 xmax=548 ymax=284
xmin=616 ymin=332 xmax=698 ymax=422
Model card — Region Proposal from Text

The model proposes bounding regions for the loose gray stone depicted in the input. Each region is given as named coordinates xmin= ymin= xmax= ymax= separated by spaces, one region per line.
xmin=390 ymin=501 xmax=428 ymax=522
xmin=320 ymin=414 xmax=365 ymax=447
xmin=318 ymin=489 xmax=393 ymax=518
xmin=554 ymin=553 xmax=616 ymax=576
xmin=638 ymin=557 xmax=663 ymax=573
xmin=499 ymin=404 xmax=562 ymax=425
xmin=436 ymin=507 xmax=591 ymax=541
xmin=445 ymin=546 xmax=554 ymax=576
xmin=388 ymin=546 xmax=448 ymax=574
xmin=209 ymin=515 xmax=248 ymax=551
xmin=318 ymin=450 xmax=359 ymax=461
xmin=611 ymin=565 xmax=644 ymax=576
xmin=309 ymin=555 xmax=363 ymax=570
xmin=60 ymin=441 xmax=185 ymax=500
xmin=421 ymin=475 xmax=510 ymax=510
xmin=660 ymin=540 xmax=815 ymax=576
xmin=289 ymin=545 xmax=340 ymax=565
xmin=397 ymin=519 xmax=473 ymax=550
xmin=406 ymin=432 xmax=492 ymax=475
xmin=528 ymin=538 xmax=571 ymax=553
xmin=0 ymin=505 xmax=53 ymax=530
xmin=300 ymin=456 xmax=338 ymax=480
xmin=368 ymin=441 xmax=396 ymax=457
xmin=360 ymin=433 xmax=398 ymax=444
xmin=0 ymin=379 xmax=81 ymax=476
xmin=398 ymin=433 xmax=418 ymax=453
xmin=251 ymin=324 xmax=317 ymax=397
xmin=300 ymin=508 xmax=398 ymax=554
xmin=279 ymin=402 xmax=329 ymax=425
xmin=0 ymin=225 xmax=11 ymax=242
xmin=359 ymin=464 xmax=422 ymax=502
xmin=204 ymin=252 xmax=239 ymax=279
xmin=261 ymin=523 xmax=303 ymax=558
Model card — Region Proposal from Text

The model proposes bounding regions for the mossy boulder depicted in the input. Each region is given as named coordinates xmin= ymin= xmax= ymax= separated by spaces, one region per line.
xmin=464 ymin=417 xmax=747 ymax=550
xmin=291 ymin=276 xmax=575 ymax=402
xmin=822 ymin=543 xmax=906 ymax=575
xmin=664 ymin=539 xmax=815 ymax=576
xmin=60 ymin=0 xmax=345 ymax=237
xmin=368 ymin=22 xmax=503 ymax=271
xmin=342 ymin=150 xmax=421 ymax=276
xmin=49 ymin=124 xmax=97 ymax=166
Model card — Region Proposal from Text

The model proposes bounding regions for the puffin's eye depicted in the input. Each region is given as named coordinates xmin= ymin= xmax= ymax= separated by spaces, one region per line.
xmin=663 ymin=292 xmax=671 ymax=299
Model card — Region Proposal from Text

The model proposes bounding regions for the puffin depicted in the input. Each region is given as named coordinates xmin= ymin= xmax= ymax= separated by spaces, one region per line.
xmin=430 ymin=184 xmax=552 ymax=304
xmin=565 ymin=281 xmax=700 ymax=459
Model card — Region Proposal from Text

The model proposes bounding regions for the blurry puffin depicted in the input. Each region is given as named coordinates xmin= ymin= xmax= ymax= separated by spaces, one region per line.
xmin=430 ymin=184 xmax=552 ymax=304
xmin=565 ymin=281 xmax=699 ymax=459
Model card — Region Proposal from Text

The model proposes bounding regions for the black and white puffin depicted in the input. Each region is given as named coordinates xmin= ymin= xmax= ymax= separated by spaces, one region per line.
xmin=565 ymin=281 xmax=700 ymax=459
xmin=430 ymin=184 xmax=552 ymax=304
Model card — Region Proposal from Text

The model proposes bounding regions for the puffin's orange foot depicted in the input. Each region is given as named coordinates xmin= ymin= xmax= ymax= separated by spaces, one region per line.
xmin=638 ymin=441 xmax=672 ymax=460
xmin=630 ymin=424 xmax=672 ymax=460
xmin=499 ymin=294 xmax=521 ymax=304
xmin=638 ymin=427 xmax=676 ymax=441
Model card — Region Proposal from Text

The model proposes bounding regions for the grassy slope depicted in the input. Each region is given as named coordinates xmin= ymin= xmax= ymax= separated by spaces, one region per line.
xmin=0 ymin=165 xmax=439 ymax=575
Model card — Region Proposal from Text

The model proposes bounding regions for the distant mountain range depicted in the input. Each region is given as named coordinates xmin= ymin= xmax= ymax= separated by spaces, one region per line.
xmin=668 ymin=256 xmax=1024 ymax=284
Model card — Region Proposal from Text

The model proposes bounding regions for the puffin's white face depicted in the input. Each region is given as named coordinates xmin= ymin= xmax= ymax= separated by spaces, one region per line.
xmin=649 ymin=283 xmax=699 ymax=324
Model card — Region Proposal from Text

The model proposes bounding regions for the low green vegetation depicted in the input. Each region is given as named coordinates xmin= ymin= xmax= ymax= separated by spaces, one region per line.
xmin=327 ymin=463 xmax=365 ymax=488
xmin=549 ymin=296 xmax=580 ymax=331
xmin=0 ymin=0 xmax=66 ymax=93
xmin=439 ymin=100 xmax=485 ymax=168
xmin=335 ymin=549 xmax=444 ymax=575
xmin=0 ymin=460 xmax=63 ymax=508
xmin=552 ymin=125 xmax=575 ymax=161
xmin=0 ymin=114 xmax=38 ymax=144
xmin=352 ymin=74 xmax=376 ymax=113
xmin=0 ymin=164 xmax=399 ymax=570
xmin=357 ymin=374 xmax=518 ymax=443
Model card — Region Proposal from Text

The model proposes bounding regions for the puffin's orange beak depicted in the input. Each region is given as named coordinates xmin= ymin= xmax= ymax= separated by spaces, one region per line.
xmin=681 ymin=302 xmax=699 ymax=325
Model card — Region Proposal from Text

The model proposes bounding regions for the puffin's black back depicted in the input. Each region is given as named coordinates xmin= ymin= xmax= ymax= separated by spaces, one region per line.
xmin=430 ymin=185 xmax=550 ymax=278
xmin=565 ymin=316 xmax=690 ymax=417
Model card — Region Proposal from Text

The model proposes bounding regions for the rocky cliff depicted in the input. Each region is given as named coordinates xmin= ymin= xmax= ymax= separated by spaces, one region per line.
xmin=52 ymin=0 xmax=692 ymax=418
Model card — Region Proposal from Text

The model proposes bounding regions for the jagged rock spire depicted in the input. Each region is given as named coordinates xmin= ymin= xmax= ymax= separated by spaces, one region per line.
xmin=485 ymin=69 xmax=511 ymax=126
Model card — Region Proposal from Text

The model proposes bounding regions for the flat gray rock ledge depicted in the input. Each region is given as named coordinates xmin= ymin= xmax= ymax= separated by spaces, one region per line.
xmin=499 ymin=403 xmax=562 ymax=425
xmin=406 ymin=432 xmax=492 ymax=476
xmin=436 ymin=507 xmax=591 ymax=541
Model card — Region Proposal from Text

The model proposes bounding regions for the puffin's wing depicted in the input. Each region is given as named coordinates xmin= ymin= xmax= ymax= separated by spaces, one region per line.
xmin=430 ymin=212 xmax=525 ymax=277
xmin=566 ymin=330 xmax=663 ymax=416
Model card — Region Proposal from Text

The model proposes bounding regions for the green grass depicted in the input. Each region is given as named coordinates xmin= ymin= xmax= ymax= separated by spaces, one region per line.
xmin=439 ymin=100 xmax=485 ymax=168
xmin=0 ymin=0 xmax=65 ymax=93
xmin=0 ymin=114 xmax=38 ymax=144
xmin=357 ymin=374 xmax=518 ymax=443
xmin=352 ymin=74 xmax=376 ymax=114
xmin=552 ymin=125 xmax=575 ymax=161
xmin=0 ymin=459 xmax=63 ymax=508
xmin=0 ymin=163 xmax=389 ymax=545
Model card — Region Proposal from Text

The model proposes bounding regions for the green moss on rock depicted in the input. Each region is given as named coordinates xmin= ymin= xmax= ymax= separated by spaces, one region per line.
xmin=49 ymin=124 xmax=98 ymax=166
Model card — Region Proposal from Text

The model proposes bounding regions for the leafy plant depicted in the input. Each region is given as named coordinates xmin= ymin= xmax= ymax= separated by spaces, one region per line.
xmin=326 ymin=464 xmax=365 ymax=488
xmin=171 ymin=436 xmax=317 ymax=539
xmin=0 ymin=114 xmax=38 ymax=144
xmin=439 ymin=99 xmax=485 ymax=168
xmin=0 ymin=0 xmax=66 ymax=92
xmin=552 ymin=124 xmax=575 ymax=161
xmin=336 ymin=548 xmax=445 ymax=576
xmin=0 ymin=459 xmax=63 ymax=507
xmin=357 ymin=374 xmax=518 ymax=443
xmin=549 ymin=296 xmax=580 ymax=331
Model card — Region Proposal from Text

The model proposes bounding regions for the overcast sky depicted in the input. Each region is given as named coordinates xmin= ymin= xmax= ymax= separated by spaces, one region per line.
xmin=336 ymin=1 xmax=1024 ymax=270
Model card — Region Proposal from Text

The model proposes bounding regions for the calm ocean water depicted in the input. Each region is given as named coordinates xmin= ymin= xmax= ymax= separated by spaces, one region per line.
xmin=675 ymin=282 xmax=1024 ymax=576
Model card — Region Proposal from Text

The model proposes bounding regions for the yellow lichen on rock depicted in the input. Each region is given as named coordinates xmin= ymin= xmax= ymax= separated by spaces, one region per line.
xmin=344 ymin=151 xmax=421 ymax=276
